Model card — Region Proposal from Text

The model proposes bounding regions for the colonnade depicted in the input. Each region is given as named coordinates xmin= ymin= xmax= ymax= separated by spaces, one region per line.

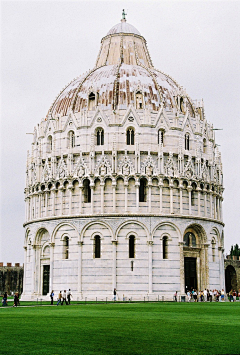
xmin=25 ymin=177 xmax=223 ymax=223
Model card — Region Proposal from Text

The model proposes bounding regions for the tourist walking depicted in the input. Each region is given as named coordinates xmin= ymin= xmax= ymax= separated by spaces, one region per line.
xmin=221 ymin=289 xmax=225 ymax=302
xmin=13 ymin=293 xmax=18 ymax=307
xmin=233 ymin=290 xmax=237 ymax=302
xmin=2 ymin=292 xmax=7 ymax=306
xmin=57 ymin=291 xmax=62 ymax=306
xmin=50 ymin=290 xmax=54 ymax=305
xmin=174 ymin=291 xmax=178 ymax=302
xmin=113 ymin=288 xmax=117 ymax=302
xmin=67 ymin=289 xmax=72 ymax=305
xmin=62 ymin=290 xmax=67 ymax=305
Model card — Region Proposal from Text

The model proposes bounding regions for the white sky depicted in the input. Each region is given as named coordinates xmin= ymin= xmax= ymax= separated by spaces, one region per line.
xmin=1 ymin=0 xmax=240 ymax=264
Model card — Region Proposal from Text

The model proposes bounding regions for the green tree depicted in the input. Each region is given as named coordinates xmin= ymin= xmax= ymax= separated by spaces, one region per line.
xmin=230 ymin=244 xmax=240 ymax=257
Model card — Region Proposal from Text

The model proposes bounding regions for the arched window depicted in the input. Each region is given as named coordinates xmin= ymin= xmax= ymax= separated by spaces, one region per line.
xmin=68 ymin=131 xmax=75 ymax=148
xmin=127 ymin=128 xmax=134 ymax=145
xmin=47 ymin=135 xmax=52 ymax=153
xmin=83 ymin=179 xmax=91 ymax=203
xmin=185 ymin=133 xmax=190 ymax=150
xmin=136 ymin=91 xmax=143 ymax=109
xmin=212 ymin=238 xmax=216 ymax=262
xmin=139 ymin=178 xmax=147 ymax=202
xmin=162 ymin=236 xmax=168 ymax=259
xmin=63 ymin=236 xmax=69 ymax=259
xmin=96 ymin=128 xmax=104 ymax=145
xmin=129 ymin=235 xmax=135 ymax=258
xmin=94 ymin=235 xmax=101 ymax=258
xmin=158 ymin=130 xmax=164 ymax=145
xmin=203 ymin=138 xmax=207 ymax=154
xmin=88 ymin=92 xmax=95 ymax=110
xmin=183 ymin=232 xmax=196 ymax=247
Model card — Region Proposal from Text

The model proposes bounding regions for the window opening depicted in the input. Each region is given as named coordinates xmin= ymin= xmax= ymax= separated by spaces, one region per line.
xmin=97 ymin=129 xmax=104 ymax=145
xmin=136 ymin=91 xmax=143 ymax=109
xmin=158 ymin=130 xmax=164 ymax=145
xmin=131 ymin=260 xmax=134 ymax=271
xmin=64 ymin=236 xmax=69 ymax=259
xmin=163 ymin=236 xmax=168 ymax=259
xmin=94 ymin=235 xmax=101 ymax=258
xmin=129 ymin=235 xmax=135 ymax=258
xmin=127 ymin=128 xmax=134 ymax=145
xmin=88 ymin=92 xmax=95 ymax=110
xmin=83 ymin=179 xmax=91 ymax=203
xmin=185 ymin=134 xmax=190 ymax=150
xmin=203 ymin=138 xmax=207 ymax=154
xmin=139 ymin=178 xmax=147 ymax=202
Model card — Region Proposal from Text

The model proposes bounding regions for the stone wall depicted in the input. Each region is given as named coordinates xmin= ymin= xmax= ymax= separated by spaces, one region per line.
xmin=0 ymin=263 xmax=24 ymax=295
xmin=224 ymin=257 xmax=240 ymax=293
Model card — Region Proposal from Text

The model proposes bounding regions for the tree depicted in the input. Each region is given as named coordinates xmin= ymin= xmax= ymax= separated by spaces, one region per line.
xmin=229 ymin=244 xmax=240 ymax=257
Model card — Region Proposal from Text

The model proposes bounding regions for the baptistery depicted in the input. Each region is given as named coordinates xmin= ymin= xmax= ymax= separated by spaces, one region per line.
xmin=22 ymin=14 xmax=225 ymax=300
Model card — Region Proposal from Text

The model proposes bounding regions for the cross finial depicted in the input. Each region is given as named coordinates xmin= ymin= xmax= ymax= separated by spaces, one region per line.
xmin=122 ymin=9 xmax=127 ymax=21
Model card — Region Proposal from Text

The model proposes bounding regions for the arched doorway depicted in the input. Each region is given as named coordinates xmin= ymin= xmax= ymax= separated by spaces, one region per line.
xmin=183 ymin=224 xmax=208 ymax=293
xmin=225 ymin=265 xmax=237 ymax=293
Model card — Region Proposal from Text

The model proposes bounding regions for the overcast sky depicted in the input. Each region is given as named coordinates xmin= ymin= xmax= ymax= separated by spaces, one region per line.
xmin=1 ymin=0 xmax=240 ymax=264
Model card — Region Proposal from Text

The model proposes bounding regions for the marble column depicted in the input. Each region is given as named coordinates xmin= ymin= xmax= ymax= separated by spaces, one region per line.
xmin=49 ymin=243 xmax=55 ymax=293
xmin=159 ymin=182 xmax=163 ymax=214
xmin=148 ymin=241 xmax=153 ymax=294
xmin=135 ymin=181 xmax=139 ymax=211
xmin=31 ymin=244 xmax=36 ymax=294
xmin=77 ymin=241 xmax=83 ymax=294
xmin=169 ymin=184 xmax=173 ymax=214
xmin=52 ymin=187 xmax=56 ymax=216
xmin=112 ymin=241 xmax=117 ymax=291
xmin=78 ymin=184 xmax=82 ymax=214
xmin=179 ymin=182 xmax=183 ymax=215
xmin=124 ymin=181 xmax=128 ymax=212
xmin=179 ymin=242 xmax=185 ymax=294
xmin=187 ymin=186 xmax=192 ymax=215
xmin=68 ymin=186 xmax=73 ymax=215
xmin=112 ymin=181 xmax=116 ymax=212
xmin=100 ymin=181 xmax=104 ymax=213
xmin=90 ymin=185 xmax=94 ymax=214
xmin=148 ymin=183 xmax=152 ymax=213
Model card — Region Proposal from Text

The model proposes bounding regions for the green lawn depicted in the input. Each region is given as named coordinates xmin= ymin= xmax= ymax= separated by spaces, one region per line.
xmin=0 ymin=302 xmax=239 ymax=354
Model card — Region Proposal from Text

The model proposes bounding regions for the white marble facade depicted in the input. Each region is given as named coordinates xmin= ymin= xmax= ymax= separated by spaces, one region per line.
xmin=22 ymin=15 xmax=225 ymax=301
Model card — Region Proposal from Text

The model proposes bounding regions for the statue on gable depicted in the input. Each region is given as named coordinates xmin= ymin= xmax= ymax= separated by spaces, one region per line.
xmin=78 ymin=165 xmax=85 ymax=177
xmin=100 ymin=164 xmax=106 ymax=177
xmin=123 ymin=163 xmax=130 ymax=176
xmin=146 ymin=163 xmax=153 ymax=176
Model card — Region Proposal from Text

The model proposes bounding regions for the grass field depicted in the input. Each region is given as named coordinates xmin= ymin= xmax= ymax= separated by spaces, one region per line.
xmin=0 ymin=302 xmax=239 ymax=354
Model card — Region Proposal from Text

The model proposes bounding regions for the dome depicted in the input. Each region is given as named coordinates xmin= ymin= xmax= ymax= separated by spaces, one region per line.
xmin=107 ymin=20 xmax=141 ymax=36
xmin=23 ymin=14 xmax=224 ymax=303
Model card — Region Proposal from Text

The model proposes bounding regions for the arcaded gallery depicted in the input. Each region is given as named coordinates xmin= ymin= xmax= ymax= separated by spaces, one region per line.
xmin=22 ymin=14 xmax=225 ymax=300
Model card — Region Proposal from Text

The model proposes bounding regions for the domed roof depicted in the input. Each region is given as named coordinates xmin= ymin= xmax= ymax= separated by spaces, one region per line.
xmin=47 ymin=15 xmax=195 ymax=119
xmin=107 ymin=20 xmax=141 ymax=36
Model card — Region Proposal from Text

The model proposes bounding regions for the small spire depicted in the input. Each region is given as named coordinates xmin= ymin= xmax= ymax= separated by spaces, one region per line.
xmin=121 ymin=9 xmax=127 ymax=22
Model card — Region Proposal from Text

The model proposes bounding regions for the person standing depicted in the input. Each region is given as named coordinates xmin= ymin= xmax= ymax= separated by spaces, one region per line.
xmin=57 ymin=291 xmax=62 ymax=306
xmin=62 ymin=290 xmax=67 ymax=305
xmin=67 ymin=289 xmax=72 ymax=305
xmin=50 ymin=290 xmax=54 ymax=305
xmin=2 ymin=292 xmax=7 ymax=306
xmin=221 ymin=289 xmax=225 ymax=302
xmin=13 ymin=293 xmax=18 ymax=307
xmin=174 ymin=291 xmax=177 ymax=302
xmin=113 ymin=288 xmax=117 ymax=302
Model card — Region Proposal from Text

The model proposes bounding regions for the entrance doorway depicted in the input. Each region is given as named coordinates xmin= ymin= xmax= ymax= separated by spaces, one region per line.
xmin=42 ymin=265 xmax=50 ymax=295
xmin=225 ymin=265 xmax=237 ymax=293
xmin=184 ymin=257 xmax=197 ymax=292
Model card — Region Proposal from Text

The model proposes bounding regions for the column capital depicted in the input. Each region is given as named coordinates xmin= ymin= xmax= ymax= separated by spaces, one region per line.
xmin=77 ymin=241 xmax=83 ymax=246
xmin=50 ymin=242 xmax=55 ymax=247
xmin=112 ymin=240 xmax=118 ymax=245
xmin=147 ymin=240 xmax=153 ymax=245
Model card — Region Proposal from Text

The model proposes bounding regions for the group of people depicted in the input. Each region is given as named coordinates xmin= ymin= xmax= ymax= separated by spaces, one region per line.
xmin=229 ymin=289 xmax=239 ymax=302
xmin=185 ymin=288 xmax=240 ymax=302
xmin=50 ymin=289 xmax=72 ymax=305
xmin=1 ymin=292 xmax=20 ymax=307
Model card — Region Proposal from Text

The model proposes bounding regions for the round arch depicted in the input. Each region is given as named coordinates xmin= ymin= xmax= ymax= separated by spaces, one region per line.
xmin=115 ymin=220 xmax=150 ymax=242
xmin=51 ymin=222 xmax=79 ymax=244
xmin=34 ymin=227 xmax=50 ymax=245
xmin=225 ymin=265 xmax=237 ymax=293
xmin=183 ymin=223 xmax=207 ymax=245
xmin=80 ymin=220 xmax=114 ymax=243
xmin=152 ymin=222 xmax=181 ymax=242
